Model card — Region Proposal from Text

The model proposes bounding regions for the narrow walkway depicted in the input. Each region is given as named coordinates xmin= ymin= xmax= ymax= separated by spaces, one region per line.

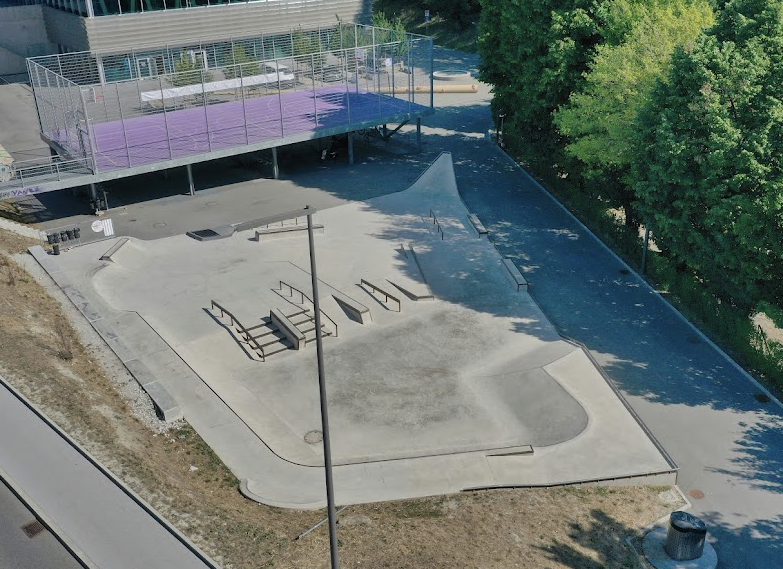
xmin=0 ymin=378 xmax=219 ymax=569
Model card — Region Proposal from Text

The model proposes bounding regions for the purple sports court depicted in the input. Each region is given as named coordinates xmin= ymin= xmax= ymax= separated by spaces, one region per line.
xmin=52 ymin=85 xmax=426 ymax=173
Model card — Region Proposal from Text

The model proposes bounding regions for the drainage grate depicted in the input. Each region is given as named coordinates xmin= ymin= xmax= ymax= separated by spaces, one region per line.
xmin=192 ymin=229 xmax=219 ymax=239
xmin=21 ymin=520 xmax=46 ymax=538
xmin=304 ymin=430 xmax=323 ymax=444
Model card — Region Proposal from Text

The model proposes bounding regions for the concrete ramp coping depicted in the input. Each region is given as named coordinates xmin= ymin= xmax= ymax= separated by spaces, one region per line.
xmin=332 ymin=290 xmax=372 ymax=324
xmin=467 ymin=213 xmax=489 ymax=237
xmin=270 ymin=308 xmax=305 ymax=350
xmin=255 ymin=224 xmax=323 ymax=242
xmin=99 ymin=237 xmax=129 ymax=262
xmin=502 ymin=258 xmax=529 ymax=291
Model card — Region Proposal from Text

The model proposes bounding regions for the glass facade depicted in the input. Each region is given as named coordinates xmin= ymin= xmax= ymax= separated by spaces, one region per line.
xmin=37 ymin=0 xmax=325 ymax=17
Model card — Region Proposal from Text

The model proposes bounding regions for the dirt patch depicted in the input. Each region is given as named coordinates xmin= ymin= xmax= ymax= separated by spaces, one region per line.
xmin=0 ymin=227 xmax=682 ymax=568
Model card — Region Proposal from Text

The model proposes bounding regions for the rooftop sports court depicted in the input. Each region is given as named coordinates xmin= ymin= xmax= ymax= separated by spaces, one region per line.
xmin=9 ymin=23 xmax=433 ymax=191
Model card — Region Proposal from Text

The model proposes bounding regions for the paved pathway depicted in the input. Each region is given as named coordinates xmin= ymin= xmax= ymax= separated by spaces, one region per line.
xmin=0 ymin=479 xmax=82 ymax=569
xmin=0 ymin=378 xmax=219 ymax=569
xmin=416 ymin=51 xmax=783 ymax=569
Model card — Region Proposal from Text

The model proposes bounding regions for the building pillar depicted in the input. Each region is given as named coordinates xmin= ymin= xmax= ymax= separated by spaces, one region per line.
xmin=186 ymin=163 xmax=195 ymax=196
xmin=416 ymin=118 xmax=422 ymax=153
xmin=272 ymin=147 xmax=279 ymax=180
xmin=348 ymin=133 xmax=354 ymax=165
xmin=89 ymin=183 xmax=98 ymax=200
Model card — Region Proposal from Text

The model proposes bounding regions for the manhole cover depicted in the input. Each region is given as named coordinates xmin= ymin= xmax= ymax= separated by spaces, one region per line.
xmin=755 ymin=393 xmax=771 ymax=403
xmin=688 ymin=489 xmax=705 ymax=500
xmin=304 ymin=430 xmax=323 ymax=444
xmin=153 ymin=222 xmax=167 ymax=228
xmin=205 ymin=201 xmax=219 ymax=207
xmin=21 ymin=520 xmax=46 ymax=538
xmin=619 ymin=268 xmax=630 ymax=275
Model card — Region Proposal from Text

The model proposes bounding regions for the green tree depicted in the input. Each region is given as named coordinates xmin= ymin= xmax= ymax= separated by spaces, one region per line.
xmin=554 ymin=0 xmax=714 ymax=227
xmin=478 ymin=0 xmax=613 ymax=161
xmin=632 ymin=0 xmax=783 ymax=307
xmin=223 ymin=45 xmax=261 ymax=80
xmin=171 ymin=52 xmax=213 ymax=87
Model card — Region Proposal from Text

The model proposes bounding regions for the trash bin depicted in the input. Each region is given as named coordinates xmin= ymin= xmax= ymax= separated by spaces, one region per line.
xmin=52 ymin=243 xmax=60 ymax=255
xmin=73 ymin=227 xmax=81 ymax=239
xmin=52 ymin=232 xmax=60 ymax=243
xmin=66 ymin=229 xmax=74 ymax=240
xmin=46 ymin=233 xmax=55 ymax=245
xmin=60 ymin=231 xmax=68 ymax=242
xmin=665 ymin=511 xmax=706 ymax=561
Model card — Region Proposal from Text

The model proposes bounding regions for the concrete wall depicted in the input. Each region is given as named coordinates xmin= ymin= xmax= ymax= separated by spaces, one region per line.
xmin=44 ymin=0 xmax=372 ymax=54
xmin=0 ymin=5 xmax=57 ymax=75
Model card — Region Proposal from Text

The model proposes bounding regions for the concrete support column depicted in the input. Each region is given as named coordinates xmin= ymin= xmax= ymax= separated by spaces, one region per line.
xmin=186 ymin=163 xmax=195 ymax=196
xmin=348 ymin=133 xmax=354 ymax=165
xmin=271 ymin=147 xmax=279 ymax=180
xmin=416 ymin=118 xmax=422 ymax=153
xmin=89 ymin=183 xmax=98 ymax=200
xmin=382 ymin=124 xmax=388 ymax=139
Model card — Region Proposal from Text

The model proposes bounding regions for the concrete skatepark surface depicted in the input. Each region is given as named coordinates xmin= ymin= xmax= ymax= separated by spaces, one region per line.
xmin=35 ymin=153 xmax=674 ymax=508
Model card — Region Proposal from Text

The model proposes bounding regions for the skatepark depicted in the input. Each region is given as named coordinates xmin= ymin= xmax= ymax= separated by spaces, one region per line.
xmin=30 ymin=152 xmax=675 ymax=508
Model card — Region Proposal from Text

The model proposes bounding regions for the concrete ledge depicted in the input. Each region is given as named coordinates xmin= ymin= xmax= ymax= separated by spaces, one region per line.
xmin=142 ymin=380 xmax=184 ymax=423
xmin=270 ymin=308 xmax=305 ymax=349
xmin=332 ymin=290 xmax=372 ymax=324
xmin=239 ymin=478 xmax=326 ymax=510
xmin=99 ymin=237 xmax=129 ymax=262
xmin=502 ymin=258 xmax=529 ymax=291
xmin=255 ymin=224 xmax=324 ymax=242
xmin=467 ymin=213 xmax=489 ymax=237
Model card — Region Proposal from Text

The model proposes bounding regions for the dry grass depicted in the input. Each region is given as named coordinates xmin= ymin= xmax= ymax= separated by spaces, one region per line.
xmin=0 ymin=227 xmax=681 ymax=568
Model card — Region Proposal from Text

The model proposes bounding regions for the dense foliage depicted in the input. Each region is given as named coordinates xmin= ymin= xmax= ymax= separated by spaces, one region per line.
xmin=479 ymin=0 xmax=611 ymax=158
xmin=632 ymin=0 xmax=783 ymax=308
xmin=554 ymin=0 xmax=714 ymax=227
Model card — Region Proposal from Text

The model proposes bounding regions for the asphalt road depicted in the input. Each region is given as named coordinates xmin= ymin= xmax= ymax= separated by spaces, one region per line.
xmin=0 ymin=480 xmax=82 ymax=569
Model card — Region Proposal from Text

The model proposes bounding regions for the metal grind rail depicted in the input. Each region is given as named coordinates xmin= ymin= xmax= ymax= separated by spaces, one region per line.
xmin=210 ymin=300 xmax=272 ymax=361
xmin=277 ymin=281 xmax=338 ymax=338
xmin=359 ymin=279 xmax=402 ymax=312
xmin=429 ymin=208 xmax=444 ymax=240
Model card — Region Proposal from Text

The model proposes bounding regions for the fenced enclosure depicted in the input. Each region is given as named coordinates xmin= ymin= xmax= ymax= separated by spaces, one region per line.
xmin=19 ymin=23 xmax=433 ymax=185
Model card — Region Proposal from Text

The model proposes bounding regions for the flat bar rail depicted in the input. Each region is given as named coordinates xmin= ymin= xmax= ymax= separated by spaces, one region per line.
xmin=277 ymin=281 xmax=338 ymax=338
xmin=210 ymin=300 xmax=269 ymax=361
xmin=429 ymin=208 xmax=445 ymax=240
xmin=359 ymin=279 xmax=402 ymax=312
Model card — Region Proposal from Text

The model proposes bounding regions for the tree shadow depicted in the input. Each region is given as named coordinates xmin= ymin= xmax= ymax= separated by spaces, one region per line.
xmin=537 ymin=508 xmax=640 ymax=569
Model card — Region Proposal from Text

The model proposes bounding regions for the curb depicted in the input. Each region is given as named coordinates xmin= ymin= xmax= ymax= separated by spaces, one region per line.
xmin=488 ymin=142 xmax=783 ymax=414
xmin=0 ymin=465 xmax=99 ymax=569
xmin=0 ymin=374 xmax=223 ymax=569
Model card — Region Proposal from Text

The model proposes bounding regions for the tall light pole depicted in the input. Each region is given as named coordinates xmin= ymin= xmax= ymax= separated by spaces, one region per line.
xmin=238 ymin=206 xmax=340 ymax=568
xmin=305 ymin=205 xmax=340 ymax=569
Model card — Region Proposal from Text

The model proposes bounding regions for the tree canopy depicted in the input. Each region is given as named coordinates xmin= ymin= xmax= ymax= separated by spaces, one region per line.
xmin=632 ymin=0 xmax=783 ymax=307
xmin=553 ymin=0 xmax=714 ymax=225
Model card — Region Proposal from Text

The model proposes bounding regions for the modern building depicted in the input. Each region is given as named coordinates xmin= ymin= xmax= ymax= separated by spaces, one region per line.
xmin=0 ymin=0 xmax=372 ymax=77
xmin=0 ymin=22 xmax=434 ymax=200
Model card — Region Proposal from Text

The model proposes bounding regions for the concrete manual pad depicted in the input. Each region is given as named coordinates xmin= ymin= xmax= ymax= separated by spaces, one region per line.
xmin=35 ymin=153 xmax=675 ymax=508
